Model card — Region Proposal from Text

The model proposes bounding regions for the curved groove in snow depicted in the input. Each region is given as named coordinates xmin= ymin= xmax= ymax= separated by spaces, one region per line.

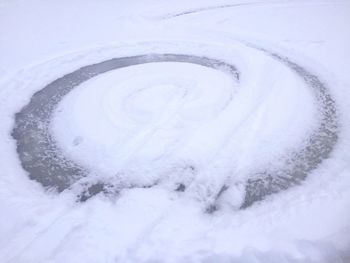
xmin=239 ymin=47 xmax=338 ymax=208
xmin=12 ymin=54 xmax=238 ymax=193
xmin=11 ymin=48 xmax=338 ymax=209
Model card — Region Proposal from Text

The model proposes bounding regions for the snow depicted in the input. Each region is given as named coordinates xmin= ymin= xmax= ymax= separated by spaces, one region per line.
xmin=51 ymin=51 xmax=315 ymax=188
xmin=0 ymin=0 xmax=350 ymax=262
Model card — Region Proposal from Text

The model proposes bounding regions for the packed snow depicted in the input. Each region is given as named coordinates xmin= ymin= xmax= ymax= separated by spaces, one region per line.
xmin=0 ymin=0 xmax=350 ymax=262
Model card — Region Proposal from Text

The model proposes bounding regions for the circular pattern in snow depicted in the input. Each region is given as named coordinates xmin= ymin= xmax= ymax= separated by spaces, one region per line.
xmin=12 ymin=42 xmax=338 ymax=209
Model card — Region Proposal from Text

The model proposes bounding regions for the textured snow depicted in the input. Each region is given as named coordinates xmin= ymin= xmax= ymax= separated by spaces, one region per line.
xmin=0 ymin=0 xmax=350 ymax=262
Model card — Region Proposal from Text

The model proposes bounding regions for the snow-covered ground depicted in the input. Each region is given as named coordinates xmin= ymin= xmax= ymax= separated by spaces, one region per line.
xmin=0 ymin=0 xmax=350 ymax=262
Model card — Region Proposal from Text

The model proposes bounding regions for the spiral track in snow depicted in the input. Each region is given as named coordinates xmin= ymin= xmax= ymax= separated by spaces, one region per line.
xmin=11 ymin=44 xmax=338 ymax=209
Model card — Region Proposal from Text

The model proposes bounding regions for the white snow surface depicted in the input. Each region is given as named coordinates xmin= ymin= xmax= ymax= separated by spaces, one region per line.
xmin=0 ymin=0 xmax=350 ymax=262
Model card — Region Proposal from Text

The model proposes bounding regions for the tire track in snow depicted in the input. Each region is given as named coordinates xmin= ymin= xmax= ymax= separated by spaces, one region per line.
xmin=158 ymin=0 xmax=344 ymax=19
xmin=160 ymin=2 xmax=261 ymax=19
xmin=12 ymin=54 xmax=238 ymax=196
xmin=240 ymin=47 xmax=338 ymax=208
xmin=12 ymin=47 xmax=338 ymax=209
